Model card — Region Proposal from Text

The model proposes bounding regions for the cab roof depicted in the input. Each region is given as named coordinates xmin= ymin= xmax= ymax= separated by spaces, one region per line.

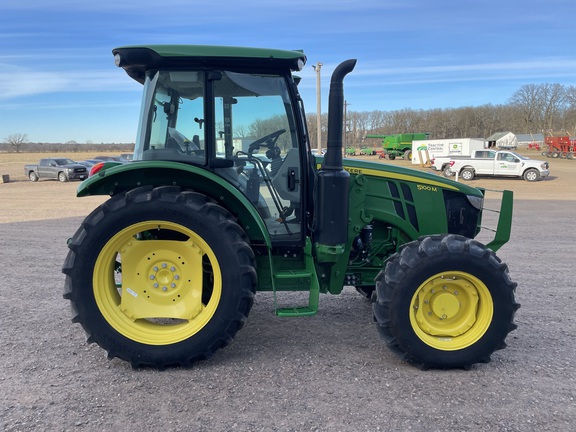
xmin=112 ymin=45 xmax=307 ymax=83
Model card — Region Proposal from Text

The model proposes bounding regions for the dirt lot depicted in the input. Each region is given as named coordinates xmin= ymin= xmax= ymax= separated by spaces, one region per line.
xmin=1 ymin=152 xmax=575 ymax=431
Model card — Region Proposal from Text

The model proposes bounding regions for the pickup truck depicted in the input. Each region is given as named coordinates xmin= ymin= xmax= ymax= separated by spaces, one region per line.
xmin=24 ymin=158 xmax=89 ymax=182
xmin=449 ymin=150 xmax=550 ymax=182
xmin=431 ymin=149 xmax=497 ymax=177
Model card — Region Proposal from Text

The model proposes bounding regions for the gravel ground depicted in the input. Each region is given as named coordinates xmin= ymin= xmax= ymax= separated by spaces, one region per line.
xmin=0 ymin=198 xmax=575 ymax=432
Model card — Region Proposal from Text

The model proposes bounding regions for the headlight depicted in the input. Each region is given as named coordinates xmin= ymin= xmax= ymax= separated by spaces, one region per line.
xmin=66 ymin=168 xmax=74 ymax=173
xmin=114 ymin=53 xmax=123 ymax=67
xmin=296 ymin=58 xmax=305 ymax=71
xmin=466 ymin=194 xmax=484 ymax=210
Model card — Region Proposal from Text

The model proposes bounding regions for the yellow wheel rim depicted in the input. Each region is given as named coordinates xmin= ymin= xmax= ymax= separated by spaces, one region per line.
xmin=409 ymin=271 xmax=493 ymax=351
xmin=93 ymin=221 xmax=222 ymax=345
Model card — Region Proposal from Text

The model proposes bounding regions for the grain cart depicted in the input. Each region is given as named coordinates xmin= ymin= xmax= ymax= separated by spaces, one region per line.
xmin=63 ymin=45 xmax=519 ymax=370
xmin=365 ymin=133 xmax=429 ymax=160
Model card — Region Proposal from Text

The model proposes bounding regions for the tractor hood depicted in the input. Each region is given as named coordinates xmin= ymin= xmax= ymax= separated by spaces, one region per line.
xmin=317 ymin=156 xmax=484 ymax=197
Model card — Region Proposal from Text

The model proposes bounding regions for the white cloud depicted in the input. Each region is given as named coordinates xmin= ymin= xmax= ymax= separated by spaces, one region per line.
xmin=0 ymin=0 xmax=395 ymax=11
xmin=343 ymin=57 xmax=576 ymax=85
xmin=0 ymin=65 xmax=138 ymax=100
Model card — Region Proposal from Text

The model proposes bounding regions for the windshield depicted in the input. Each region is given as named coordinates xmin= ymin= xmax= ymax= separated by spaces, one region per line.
xmin=136 ymin=69 xmax=303 ymax=243
xmin=55 ymin=159 xmax=75 ymax=165
xmin=510 ymin=152 xmax=529 ymax=160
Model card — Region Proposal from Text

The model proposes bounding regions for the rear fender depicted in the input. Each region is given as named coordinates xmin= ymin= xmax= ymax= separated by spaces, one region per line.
xmin=76 ymin=161 xmax=271 ymax=245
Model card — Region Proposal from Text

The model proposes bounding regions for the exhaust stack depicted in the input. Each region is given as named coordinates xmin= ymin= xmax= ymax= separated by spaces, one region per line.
xmin=315 ymin=59 xmax=357 ymax=246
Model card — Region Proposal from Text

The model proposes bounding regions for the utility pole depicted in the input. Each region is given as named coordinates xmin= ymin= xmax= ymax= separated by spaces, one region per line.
xmin=312 ymin=62 xmax=323 ymax=153
xmin=344 ymin=100 xmax=351 ymax=148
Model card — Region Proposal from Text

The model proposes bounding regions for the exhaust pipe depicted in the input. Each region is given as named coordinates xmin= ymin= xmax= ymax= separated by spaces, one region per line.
xmin=315 ymin=59 xmax=357 ymax=246
xmin=322 ymin=59 xmax=357 ymax=171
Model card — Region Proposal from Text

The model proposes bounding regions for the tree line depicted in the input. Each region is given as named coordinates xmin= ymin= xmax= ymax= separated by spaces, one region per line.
xmin=0 ymin=136 xmax=134 ymax=154
xmin=4 ymin=83 xmax=576 ymax=152
xmin=306 ymin=83 xmax=576 ymax=148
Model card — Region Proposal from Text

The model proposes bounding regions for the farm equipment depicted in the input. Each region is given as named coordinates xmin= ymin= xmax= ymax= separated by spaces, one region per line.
xmin=543 ymin=135 xmax=575 ymax=159
xmin=63 ymin=45 xmax=519 ymax=370
xmin=346 ymin=146 xmax=357 ymax=156
xmin=365 ymin=133 xmax=429 ymax=160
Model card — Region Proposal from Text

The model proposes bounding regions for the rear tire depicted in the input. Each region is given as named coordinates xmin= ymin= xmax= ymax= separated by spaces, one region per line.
xmin=442 ymin=166 xmax=453 ymax=177
xmin=373 ymin=234 xmax=519 ymax=369
xmin=460 ymin=168 xmax=475 ymax=181
xmin=63 ymin=186 xmax=257 ymax=368
xmin=404 ymin=150 xmax=412 ymax=161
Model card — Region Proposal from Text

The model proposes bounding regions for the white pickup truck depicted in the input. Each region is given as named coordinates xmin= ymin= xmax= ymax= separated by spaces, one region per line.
xmin=449 ymin=150 xmax=550 ymax=182
xmin=431 ymin=149 xmax=497 ymax=177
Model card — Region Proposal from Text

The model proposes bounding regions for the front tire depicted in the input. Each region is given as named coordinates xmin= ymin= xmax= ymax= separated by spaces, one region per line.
xmin=523 ymin=168 xmax=540 ymax=182
xmin=58 ymin=172 xmax=68 ymax=182
xmin=373 ymin=234 xmax=519 ymax=369
xmin=63 ymin=186 xmax=256 ymax=368
xmin=29 ymin=172 xmax=38 ymax=182
xmin=404 ymin=149 xmax=412 ymax=160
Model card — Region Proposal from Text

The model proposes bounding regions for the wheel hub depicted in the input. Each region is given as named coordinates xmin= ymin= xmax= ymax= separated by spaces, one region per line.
xmin=118 ymin=239 xmax=205 ymax=320
xmin=150 ymin=262 xmax=181 ymax=291
xmin=430 ymin=292 xmax=460 ymax=319
xmin=414 ymin=275 xmax=479 ymax=337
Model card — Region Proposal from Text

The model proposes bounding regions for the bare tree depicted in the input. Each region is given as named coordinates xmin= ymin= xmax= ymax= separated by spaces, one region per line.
xmin=5 ymin=133 xmax=29 ymax=153
xmin=540 ymin=83 xmax=566 ymax=131
xmin=305 ymin=82 xmax=574 ymax=143
xmin=562 ymin=86 xmax=576 ymax=134
xmin=509 ymin=84 xmax=543 ymax=131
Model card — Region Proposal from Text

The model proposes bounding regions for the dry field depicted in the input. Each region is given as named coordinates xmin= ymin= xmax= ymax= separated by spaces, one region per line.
xmin=1 ymin=150 xmax=575 ymax=431
xmin=1 ymin=150 xmax=574 ymax=225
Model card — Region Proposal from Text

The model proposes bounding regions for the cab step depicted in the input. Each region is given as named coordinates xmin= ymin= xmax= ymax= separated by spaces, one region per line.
xmin=272 ymin=241 xmax=319 ymax=317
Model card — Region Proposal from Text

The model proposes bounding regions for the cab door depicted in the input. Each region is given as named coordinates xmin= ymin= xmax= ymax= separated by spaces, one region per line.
xmin=39 ymin=159 xmax=56 ymax=179
xmin=494 ymin=152 xmax=522 ymax=175
xmin=212 ymin=70 xmax=305 ymax=245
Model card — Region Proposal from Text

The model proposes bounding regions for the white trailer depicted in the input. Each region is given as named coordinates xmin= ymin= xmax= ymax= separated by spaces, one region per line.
xmin=411 ymin=138 xmax=486 ymax=165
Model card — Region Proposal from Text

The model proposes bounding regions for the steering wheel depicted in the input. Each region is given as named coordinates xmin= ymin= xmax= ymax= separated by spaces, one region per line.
xmin=248 ymin=129 xmax=286 ymax=156
xmin=167 ymin=128 xmax=200 ymax=152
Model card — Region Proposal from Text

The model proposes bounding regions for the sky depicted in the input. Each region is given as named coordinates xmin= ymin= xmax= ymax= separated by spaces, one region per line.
xmin=1 ymin=0 xmax=574 ymax=144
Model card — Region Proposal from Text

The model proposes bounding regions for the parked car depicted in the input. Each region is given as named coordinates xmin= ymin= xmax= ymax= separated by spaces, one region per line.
xmin=24 ymin=158 xmax=88 ymax=182
xmin=94 ymin=155 xmax=131 ymax=162
xmin=448 ymin=150 xmax=550 ymax=182
xmin=432 ymin=149 xmax=498 ymax=177
xmin=76 ymin=160 xmax=98 ymax=168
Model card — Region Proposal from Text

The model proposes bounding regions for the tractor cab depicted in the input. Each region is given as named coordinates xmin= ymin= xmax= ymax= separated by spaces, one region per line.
xmin=115 ymin=46 xmax=311 ymax=244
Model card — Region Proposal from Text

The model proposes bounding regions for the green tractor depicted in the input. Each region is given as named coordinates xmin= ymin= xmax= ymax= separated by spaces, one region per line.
xmin=63 ymin=45 xmax=519 ymax=370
